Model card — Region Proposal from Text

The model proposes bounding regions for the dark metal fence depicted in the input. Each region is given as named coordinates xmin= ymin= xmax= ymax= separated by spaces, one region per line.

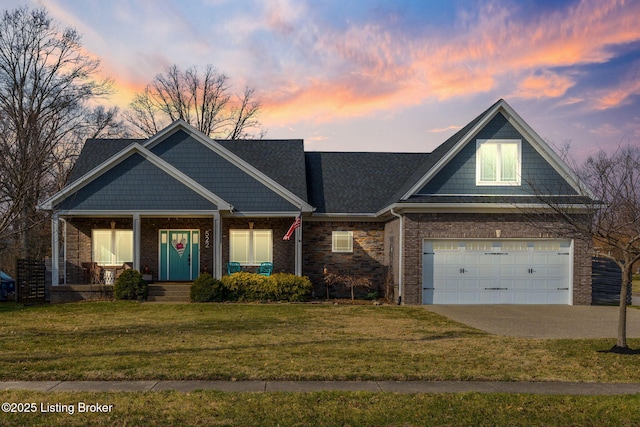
xmin=16 ymin=259 xmax=46 ymax=303
xmin=592 ymin=257 xmax=631 ymax=305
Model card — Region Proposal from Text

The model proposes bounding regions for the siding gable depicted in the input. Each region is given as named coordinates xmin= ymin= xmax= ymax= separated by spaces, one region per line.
xmin=149 ymin=130 xmax=301 ymax=211
xmin=56 ymin=153 xmax=217 ymax=211
xmin=416 ymin=113 xmax=578 ymax=197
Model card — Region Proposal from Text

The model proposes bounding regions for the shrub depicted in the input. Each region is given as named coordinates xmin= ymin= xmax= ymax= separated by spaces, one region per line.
xmin=114 ymin=269 xmax=148 ymax=301
xmin=220 ymin=272 xmax=312 ymax=302
xmin=222 ymin=272 xmax=271 ymax=302
xmin=190 ymin=273 xmax=227 ymax=302
xmin=269 ymin=272 xmax=312 ymax=302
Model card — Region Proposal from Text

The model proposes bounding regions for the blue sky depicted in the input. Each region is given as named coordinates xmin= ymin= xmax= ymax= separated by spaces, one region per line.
xmin=6 ymin=0 xmax=640 ymax=162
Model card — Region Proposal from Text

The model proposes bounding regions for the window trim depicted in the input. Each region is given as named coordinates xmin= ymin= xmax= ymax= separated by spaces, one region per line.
xmin=476 ymin=139 xmax=522 ymax=186
xmin=332 ymin=231 xmax=354 ymax=253
xmin=229 ymin=229 xmax=273 ymax=265
xmin=92 ymin=229 xmax=133 ymax=266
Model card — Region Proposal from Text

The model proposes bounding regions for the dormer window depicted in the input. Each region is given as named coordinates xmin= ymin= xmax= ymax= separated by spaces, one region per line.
xmin=476 ymin=139 xmax=521 ymax=186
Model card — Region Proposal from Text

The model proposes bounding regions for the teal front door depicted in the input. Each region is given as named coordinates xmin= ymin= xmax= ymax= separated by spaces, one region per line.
xmin=159 ymin=230 xmax=200 ymax=281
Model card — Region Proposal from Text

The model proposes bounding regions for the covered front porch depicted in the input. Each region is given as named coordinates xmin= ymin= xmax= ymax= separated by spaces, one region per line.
xmin=50 ymin=213 xmax=303 ymax=286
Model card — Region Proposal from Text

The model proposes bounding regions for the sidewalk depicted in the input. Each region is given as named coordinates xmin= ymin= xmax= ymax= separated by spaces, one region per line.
xmin=2 ymin=380 xmax=640 ymax=395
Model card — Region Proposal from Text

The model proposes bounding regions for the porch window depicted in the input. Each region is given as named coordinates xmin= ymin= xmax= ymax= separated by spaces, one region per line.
xmin=476 ymin=139 xmax=521 ymax=185
xmin=332 ymin=231 xmax=353 ymax=253
xmin=230 ymin=229 xmax=272 ymax=265
xmin=92 ymin=230 xmax=133 ymax=265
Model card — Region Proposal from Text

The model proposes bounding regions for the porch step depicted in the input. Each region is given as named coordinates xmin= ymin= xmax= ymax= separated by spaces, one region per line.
xmin=146 ymin=283 xmax=192 ymax=302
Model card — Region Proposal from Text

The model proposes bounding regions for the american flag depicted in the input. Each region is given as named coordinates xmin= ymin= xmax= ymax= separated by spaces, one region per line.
xmin=283 ymin=215 xmax=301 ymax=240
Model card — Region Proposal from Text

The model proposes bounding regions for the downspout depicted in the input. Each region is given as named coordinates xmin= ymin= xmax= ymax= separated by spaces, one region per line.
xmin=390 ymin=208 xmax=403 ymax=305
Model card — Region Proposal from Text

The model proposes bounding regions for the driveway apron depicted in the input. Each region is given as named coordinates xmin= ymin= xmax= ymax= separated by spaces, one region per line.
xmin=425 ymin=305 xmax=640 ymax=339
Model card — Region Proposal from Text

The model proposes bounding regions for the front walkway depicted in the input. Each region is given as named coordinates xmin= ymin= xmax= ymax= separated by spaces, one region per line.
xmin=2 ymin=380 xmax=640 ymax=395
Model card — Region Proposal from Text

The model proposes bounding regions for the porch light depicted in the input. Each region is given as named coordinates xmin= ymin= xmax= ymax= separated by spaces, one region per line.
xmin=110 ymin=221 xmax=116 ymax=229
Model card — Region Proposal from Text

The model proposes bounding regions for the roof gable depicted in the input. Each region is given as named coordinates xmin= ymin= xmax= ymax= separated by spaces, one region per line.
xmin=41 ymin=143 xmax=232 ymax=212
xmin=399 ymin=99 xmax=589 ymax=202
xmin=67 ymin=138 xmax=144 ymax=184
xmin=56 ymin=152 xmax=219 ymax=212
xmin=417 ymin=113 xmax=578 ymax=197
xmin=146 ymin=125 xmax=311 ymax=212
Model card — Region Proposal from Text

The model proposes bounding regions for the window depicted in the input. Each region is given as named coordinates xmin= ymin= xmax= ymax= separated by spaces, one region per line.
xmin=230 ymin=229 xmax=272 ymax=265
xmin=92 ymin=229 xmax=133 ymax=265
xmin=332 ymin=231 xmax=353 ymax=253
xmin=476 ymin=139 xmax=521 ymax=185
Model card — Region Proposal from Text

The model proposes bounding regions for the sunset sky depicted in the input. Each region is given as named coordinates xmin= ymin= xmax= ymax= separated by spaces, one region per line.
xmin=5 ymin=0 xmax=640 ymax=161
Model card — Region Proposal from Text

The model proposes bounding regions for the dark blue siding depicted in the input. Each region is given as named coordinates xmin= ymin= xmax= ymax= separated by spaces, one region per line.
xmin=151 ymin=131 xmax=298 ymax=211
xmin=418 ymin=113 xmax=577 ymax=196
xmin=57 ymin=153 xmax=216 ymax=211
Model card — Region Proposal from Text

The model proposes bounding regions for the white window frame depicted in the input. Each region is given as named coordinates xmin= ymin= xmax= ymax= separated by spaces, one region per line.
xmin=332 ymin=231 xmax=353 ymax=253
xmin=476 ymin=139 xmax=522 ymax=186
xmin=229 ymin=229 xmax=272 ymax=265
xmin=92 ymin=229 xmax=133 ymax=266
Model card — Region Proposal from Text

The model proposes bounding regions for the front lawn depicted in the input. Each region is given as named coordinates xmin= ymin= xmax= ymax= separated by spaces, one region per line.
xmin=1 ymin=390 xmax=640 ymax=426
xmin=0 ymin=302 xmax=639 ymax=382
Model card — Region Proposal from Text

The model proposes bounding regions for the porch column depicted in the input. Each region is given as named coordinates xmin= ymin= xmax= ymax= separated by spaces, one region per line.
xmin=133 ymin=213 xmax=141 ymax=271
xmin=213 ymin=212 xmax=222 ymax=279
xmin=51 ymin=213 xmax=59 ymax=286
xmin=295 ymin=219 xmax=302 ymax=276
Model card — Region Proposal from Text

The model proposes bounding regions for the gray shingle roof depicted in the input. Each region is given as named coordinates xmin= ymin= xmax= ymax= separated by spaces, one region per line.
xmin=218 ymin=139 xmax=307 ymax=202
xmin=67 ymin=139 xmax=144 ymax=183
xmin=386 ymin=99 xmax=502 ymax=204
xmin=305 ymin=152 xmax=429 ymax=213
xmin=60 ymin=99 xmax=588 ymax=216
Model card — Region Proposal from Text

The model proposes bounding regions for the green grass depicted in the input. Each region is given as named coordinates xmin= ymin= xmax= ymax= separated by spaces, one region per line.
xmin=0 ymin=301 xmax=639 ymax=382
xmin=2 ymin=302 xmax=640 ymax=425
xmin=1 ymin=390 xmax=640 ymax=426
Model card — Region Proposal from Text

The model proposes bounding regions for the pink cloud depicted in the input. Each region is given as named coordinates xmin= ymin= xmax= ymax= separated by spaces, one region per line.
xmin=260 ymin=0 xmax=640 ymax=124
xmin=511 ymin=71 xmax=575 ymax=99
xmin=593 ymin=62 xmax=640 ymax=110
xmin=427 ymin=125 xmax=463 ymax=134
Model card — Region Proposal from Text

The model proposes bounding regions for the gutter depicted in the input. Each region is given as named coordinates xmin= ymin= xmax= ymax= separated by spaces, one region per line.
xmin=390 ymin=208 xmax=403 ymax=305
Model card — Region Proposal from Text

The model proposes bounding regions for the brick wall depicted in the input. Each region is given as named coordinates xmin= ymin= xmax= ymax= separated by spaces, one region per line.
xmin=141 ymin=218 xmax=215 ymax=278
xmin=65 ymin=217 xmax=215 ymax=282
xmin=64 ymin=217 xmax=133 ymax=283
xmin=222 ymin=217 xmax=296 ymax=274
xmin=400 ymin=212 xmax=592 ymax=305
xmin=303 ymin=221 xmax=386 ymax=298
xmin=63 ymin=216 xmax=299 ymax=283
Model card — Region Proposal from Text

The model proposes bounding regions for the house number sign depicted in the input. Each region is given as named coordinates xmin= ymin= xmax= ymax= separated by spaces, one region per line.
xmin=204 ymin=230 xmax=211 ymax=248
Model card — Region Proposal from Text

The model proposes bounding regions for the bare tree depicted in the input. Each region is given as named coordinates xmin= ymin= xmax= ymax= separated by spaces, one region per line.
xmin=126 ymin=64 xmax=264 ymax=139
xmin=532 ymin=144 xmax=640 ymax=352
xmin=48 ymin=106 xmax=129 ymax=193
xmin=0 ymin=7 xmax=115 ymax=257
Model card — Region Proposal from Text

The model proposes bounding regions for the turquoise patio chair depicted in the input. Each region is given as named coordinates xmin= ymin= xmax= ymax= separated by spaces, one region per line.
xmin=257 ymin=262 xmax=273 ymax=276
xmin=227 ymin=262 xmax=242 ymax=275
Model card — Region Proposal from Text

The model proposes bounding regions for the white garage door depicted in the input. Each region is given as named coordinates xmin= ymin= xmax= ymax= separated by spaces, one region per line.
xmin=422 ymin=240 xmax=572 ymax=304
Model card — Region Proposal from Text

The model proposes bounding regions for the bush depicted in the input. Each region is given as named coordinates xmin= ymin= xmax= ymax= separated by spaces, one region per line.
xmin=222 ymin=272 xmax=271 ymax=302
xmin=190 ymin=273 xmax=227 ymax=302
xmin=269 ymin=272 xmax=312 ymax=302
xmin=114 ymin=269 xmax=148 ymax=301
xmin=219 ymin=272 xmax=313 ymax=302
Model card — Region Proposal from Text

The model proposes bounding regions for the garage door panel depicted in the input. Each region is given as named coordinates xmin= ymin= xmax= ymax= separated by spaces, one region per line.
xmin=423 ymin=239 xmax=572 ymax=305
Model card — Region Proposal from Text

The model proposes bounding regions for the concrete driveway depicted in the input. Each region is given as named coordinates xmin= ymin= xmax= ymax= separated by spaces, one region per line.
xmin=425 ymin=305 xmax=640 ymax=339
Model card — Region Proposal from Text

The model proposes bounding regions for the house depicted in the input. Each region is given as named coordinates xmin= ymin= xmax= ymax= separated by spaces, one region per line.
xmin=41 ymin=99 xmax=594 ymax=304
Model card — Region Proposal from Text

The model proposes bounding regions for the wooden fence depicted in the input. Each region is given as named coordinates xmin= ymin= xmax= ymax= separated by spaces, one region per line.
xmin=16 ymin=259 xmax=46 ymax=304
xmin=592 ymin=257 xmax=632 ymax=305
